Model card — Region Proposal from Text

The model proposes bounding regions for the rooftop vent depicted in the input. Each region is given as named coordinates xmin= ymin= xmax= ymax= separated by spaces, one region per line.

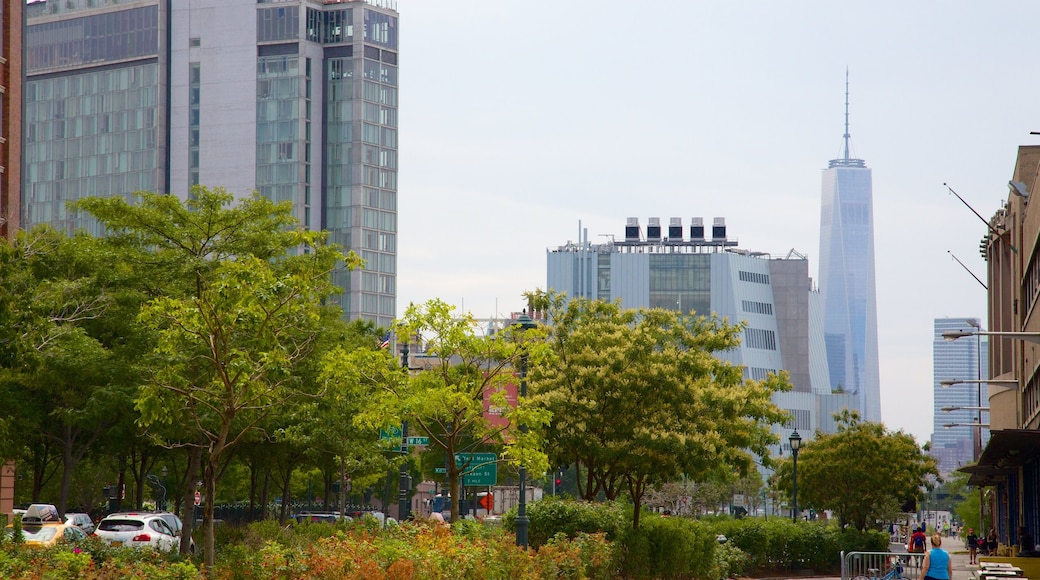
xmin=668 ymin=217 xmax=683 ymax=240
xmin=625 ymin=217 xmax=641 ymax=242
xmin=646 ymin=217 xmax=661 ymax=241
xmin=712 ymin=217 xmax=727 ymax=241
xmin=690 ymin=217 xmax=704 ymax=241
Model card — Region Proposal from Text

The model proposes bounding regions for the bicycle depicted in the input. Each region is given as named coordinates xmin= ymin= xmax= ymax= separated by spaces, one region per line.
xmin=852 ymin=557 xmax=907 ymax=580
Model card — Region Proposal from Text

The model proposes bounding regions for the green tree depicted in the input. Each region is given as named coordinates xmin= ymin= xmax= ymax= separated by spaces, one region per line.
xmin=0 ymin=228 xmax=140 ymax=514
xmin=324 ymin=298 xmax=550 ymax=522
xmin=528 ymin=292 xmax=789 ymax=528
xmin=76 ymin=187 xmax=357 ymax=566
xmin=780 ymin=410 xmax=938 ymax=530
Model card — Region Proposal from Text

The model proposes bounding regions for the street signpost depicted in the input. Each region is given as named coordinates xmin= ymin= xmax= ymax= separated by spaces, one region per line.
xmin=454 ymin=452 xmax=497 ymax=486
xmin=406 ymin=436 xmax=429 ymax=446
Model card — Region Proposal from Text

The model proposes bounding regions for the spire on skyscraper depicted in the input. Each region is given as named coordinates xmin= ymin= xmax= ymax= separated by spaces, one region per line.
xmin=830 ymin=69 xmax=866 ymax=169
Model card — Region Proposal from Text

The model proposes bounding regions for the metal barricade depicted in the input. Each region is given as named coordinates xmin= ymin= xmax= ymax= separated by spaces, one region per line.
xmin=842 ymin=551 xmax=924 ymax=580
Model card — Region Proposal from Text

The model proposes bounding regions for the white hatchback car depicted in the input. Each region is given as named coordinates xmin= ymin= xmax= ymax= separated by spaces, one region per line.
xmin=94 ymin=512 xmax=180 ymax=551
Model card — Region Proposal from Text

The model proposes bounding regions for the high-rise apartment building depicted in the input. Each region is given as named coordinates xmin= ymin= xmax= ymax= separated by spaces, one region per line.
xmin=0 ymin=0 xmax=22 ymax=240
xmin=817 ymin=81 xmax=881 ymax=421
xmin=23 ymin=0 xmax=398 ymax=327
xmin=931 ymin=317 xmax=989 ymax=477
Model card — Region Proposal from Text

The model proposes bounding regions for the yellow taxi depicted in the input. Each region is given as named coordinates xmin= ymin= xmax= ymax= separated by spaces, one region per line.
xmin=5 ymin=504 xmax=89 ymax=547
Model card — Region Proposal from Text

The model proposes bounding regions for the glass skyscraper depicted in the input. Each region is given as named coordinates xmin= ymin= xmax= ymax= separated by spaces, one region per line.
xmin=23 ymin=0 xmax=398 ymax=327
xmin=817 ymin=83 xmax=881 ymax=422
xmin=932 ymin=317 xmax=988 ymax=476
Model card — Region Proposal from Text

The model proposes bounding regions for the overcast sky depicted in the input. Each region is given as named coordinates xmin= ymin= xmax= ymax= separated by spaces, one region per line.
xmin=394 ymin=1 xmax=1038 ymax=445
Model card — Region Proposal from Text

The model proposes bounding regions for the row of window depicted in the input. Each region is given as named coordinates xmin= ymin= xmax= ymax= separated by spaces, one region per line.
xmin=360 ymin=249 xmax=395 ymax=275
xmin=27 ymin=65 xmax=158 ymax=101
xmin=361 ymin=271 xmax=395 ymax=295
xmin=27 ymin=6 xmax=160 ymax=74
xmin=744 ymin=328 xmax=777 ymax=350
xmin=742 ymin=300 xmax=773 ymax=315
xmin=739 ymin=270 xmax=770 ymax=284
xmin=745 ymin=367 xmax=776 ymax=381
xmin=26 ymin=131 xmax=156 ymax=161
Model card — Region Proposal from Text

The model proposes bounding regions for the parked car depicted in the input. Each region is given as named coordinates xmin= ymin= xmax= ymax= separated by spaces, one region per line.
xmin=292 ymin=511 xmax=352 ymax=524
xmin=5 ymin=504 xmax=88 ymax=547
xmin=63 ymin=512 xmax=95 ymax=535
xmin=155 ymin=511 xmax=195 ymax=553
xmin=94 ymin=512 xmax=180 ymax=551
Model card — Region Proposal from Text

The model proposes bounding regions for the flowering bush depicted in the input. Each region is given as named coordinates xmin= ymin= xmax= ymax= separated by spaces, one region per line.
xmin=0 ymin=519 xmax=613 ymax=579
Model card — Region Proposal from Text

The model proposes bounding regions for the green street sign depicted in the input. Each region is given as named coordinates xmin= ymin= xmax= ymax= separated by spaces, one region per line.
xmin=407 ymin=436 xmax=430 ymax=446
xmin=379 ymin=426 xmax=402 ymax=441
xmin=455 ymin=452 xmax=497 ymax=486
xmin=434 ymin=467 xmax=446 ymax=474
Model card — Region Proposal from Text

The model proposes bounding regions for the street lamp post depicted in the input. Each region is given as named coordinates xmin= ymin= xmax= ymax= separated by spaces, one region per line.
xmin=789 ymin=430 xmax=801 ymax=523
xmin=511 ymin=310 xmax=538 ymax=549
xmin=399 ymin=341 xmax=411 ymax=522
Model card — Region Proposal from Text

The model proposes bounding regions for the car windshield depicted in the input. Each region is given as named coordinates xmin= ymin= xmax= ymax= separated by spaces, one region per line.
xmin=98 ymin=520 xmax=144 ymax=532
xmin=17 ymin=526 xmax=59 ymax=541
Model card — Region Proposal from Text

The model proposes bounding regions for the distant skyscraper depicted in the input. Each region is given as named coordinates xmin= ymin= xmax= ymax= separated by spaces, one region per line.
xmin=932 ymin=317 xmax=988 ymax=476
xmin=817 ymin=77 xmax=881 ymax=422
xmin=22 ymin=0 xmax=399 ymax=327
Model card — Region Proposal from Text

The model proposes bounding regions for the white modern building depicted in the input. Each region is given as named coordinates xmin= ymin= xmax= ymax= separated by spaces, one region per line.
xmin=546 ymin=218 xmax=858 ymax=453
xmin=23 ymin=0 xmax=399 ymax=327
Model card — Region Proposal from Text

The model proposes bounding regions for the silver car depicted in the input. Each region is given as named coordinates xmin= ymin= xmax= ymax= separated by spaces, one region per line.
xmin=63 ymin=512 xmax=95 ymax=535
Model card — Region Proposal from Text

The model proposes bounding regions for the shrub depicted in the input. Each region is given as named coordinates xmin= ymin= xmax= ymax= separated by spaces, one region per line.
xmin=617 ymin=515 xmax=717 ymax=580
xmin=501 ymin=496 xmax=629 ymax=549
xmin=710 ymin=517 xmax=888 ymax=575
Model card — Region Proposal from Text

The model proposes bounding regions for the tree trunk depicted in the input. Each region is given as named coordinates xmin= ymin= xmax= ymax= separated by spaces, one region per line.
xmin=179 ymin=447 xmax=200 ymax=556
xmin=279 ymin=467 xmax=293 ymax=524
xmin=58 ymin=426 xmax=75 ymax=516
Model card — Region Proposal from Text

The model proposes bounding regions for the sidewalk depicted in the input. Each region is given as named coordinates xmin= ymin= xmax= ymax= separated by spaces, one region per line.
xmin=782 ymin=534 xmax=973 ymax=580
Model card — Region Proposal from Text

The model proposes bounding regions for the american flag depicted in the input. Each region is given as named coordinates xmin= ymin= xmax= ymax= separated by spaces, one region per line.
xmin=379 ymin=332 xmax=392 ymax=349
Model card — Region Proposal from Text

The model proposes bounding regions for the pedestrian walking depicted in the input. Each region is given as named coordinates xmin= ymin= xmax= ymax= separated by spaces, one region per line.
xmin=966 ymin=528 xmax=979 ymax=565
xmin=909 ymin=526 xmax=928 ymax=554
xmin=987 ymin=527 xmax=998 ymax=555
xmin=919 ymin=534 xmax=952 ymax=580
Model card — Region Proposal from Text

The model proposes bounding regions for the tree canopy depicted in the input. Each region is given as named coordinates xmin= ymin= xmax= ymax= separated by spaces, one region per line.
xmin=323 ymin=298 xmax=551 ymax=522
xmin=778 ymin=410 xmax=939 ymax=530
xmin=75 ymin=186 xmax=360 ymax=565
xmin=528 ymin=292 xmax=790 ymax=528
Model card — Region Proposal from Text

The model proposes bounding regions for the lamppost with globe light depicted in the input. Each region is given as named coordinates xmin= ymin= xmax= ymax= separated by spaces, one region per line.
xmin=511 ymin=309 xmax=538 ymax=549
xmin=789 ymin=430 xmax=801 ymax=523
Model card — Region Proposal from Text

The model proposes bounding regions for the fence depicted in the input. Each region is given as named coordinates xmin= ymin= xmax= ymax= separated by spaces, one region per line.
xmin=842 ymin=551 xmax=925 ymax=580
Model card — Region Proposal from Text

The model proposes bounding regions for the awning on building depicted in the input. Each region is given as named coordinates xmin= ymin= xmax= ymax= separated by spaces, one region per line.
xmin=957 ymin=429 xmax=1040 ymax=486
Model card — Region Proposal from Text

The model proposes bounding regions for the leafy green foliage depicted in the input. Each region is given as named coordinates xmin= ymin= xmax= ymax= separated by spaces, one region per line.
xmin=501 ymin=495 xmax=629 ymax=548
xmin=711 ymin=517 xmax=887 ymax=574
xmin=775 ymin=410 xmax=938 ymax=531
xmin=324 ymin=298 xmax=551 ymax=522
xmin=528 ymin=291 xmax=790 ymax=527
xmin=616 ymin=515 xmax=718 ymax=580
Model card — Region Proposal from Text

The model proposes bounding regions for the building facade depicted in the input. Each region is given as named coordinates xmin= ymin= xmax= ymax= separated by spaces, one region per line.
xmin=817 ymin=87 xmax=881 ymax=422
xmin=966 ymin=145 xmax=1040 ymax=550
xmin=23 ymin=0 xmax=398 ymax=327
xmin=932 ymin=317 xmax=989 ymax=477
xmin=546 ymin=217 xmax=857 ymax=453
xmin=0 ymin=0 xmax=22 ymax=240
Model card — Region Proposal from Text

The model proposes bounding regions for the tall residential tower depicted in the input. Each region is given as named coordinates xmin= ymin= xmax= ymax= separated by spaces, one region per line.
xmin=931 ymin=317 xmax=988 ymax=476
xmin=817 ymin=78 xmax=881 ymax=421
xmin=23 ymin=0 xmax=399 ymax=327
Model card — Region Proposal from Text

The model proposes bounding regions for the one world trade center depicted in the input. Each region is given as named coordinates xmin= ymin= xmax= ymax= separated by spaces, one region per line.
xmin=818 ymin=78 xmax=881 ymax=422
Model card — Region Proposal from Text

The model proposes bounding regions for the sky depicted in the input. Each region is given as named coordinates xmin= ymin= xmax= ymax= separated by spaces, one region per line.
xmin=394 ymin=1 xmax=1040 ymax=446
